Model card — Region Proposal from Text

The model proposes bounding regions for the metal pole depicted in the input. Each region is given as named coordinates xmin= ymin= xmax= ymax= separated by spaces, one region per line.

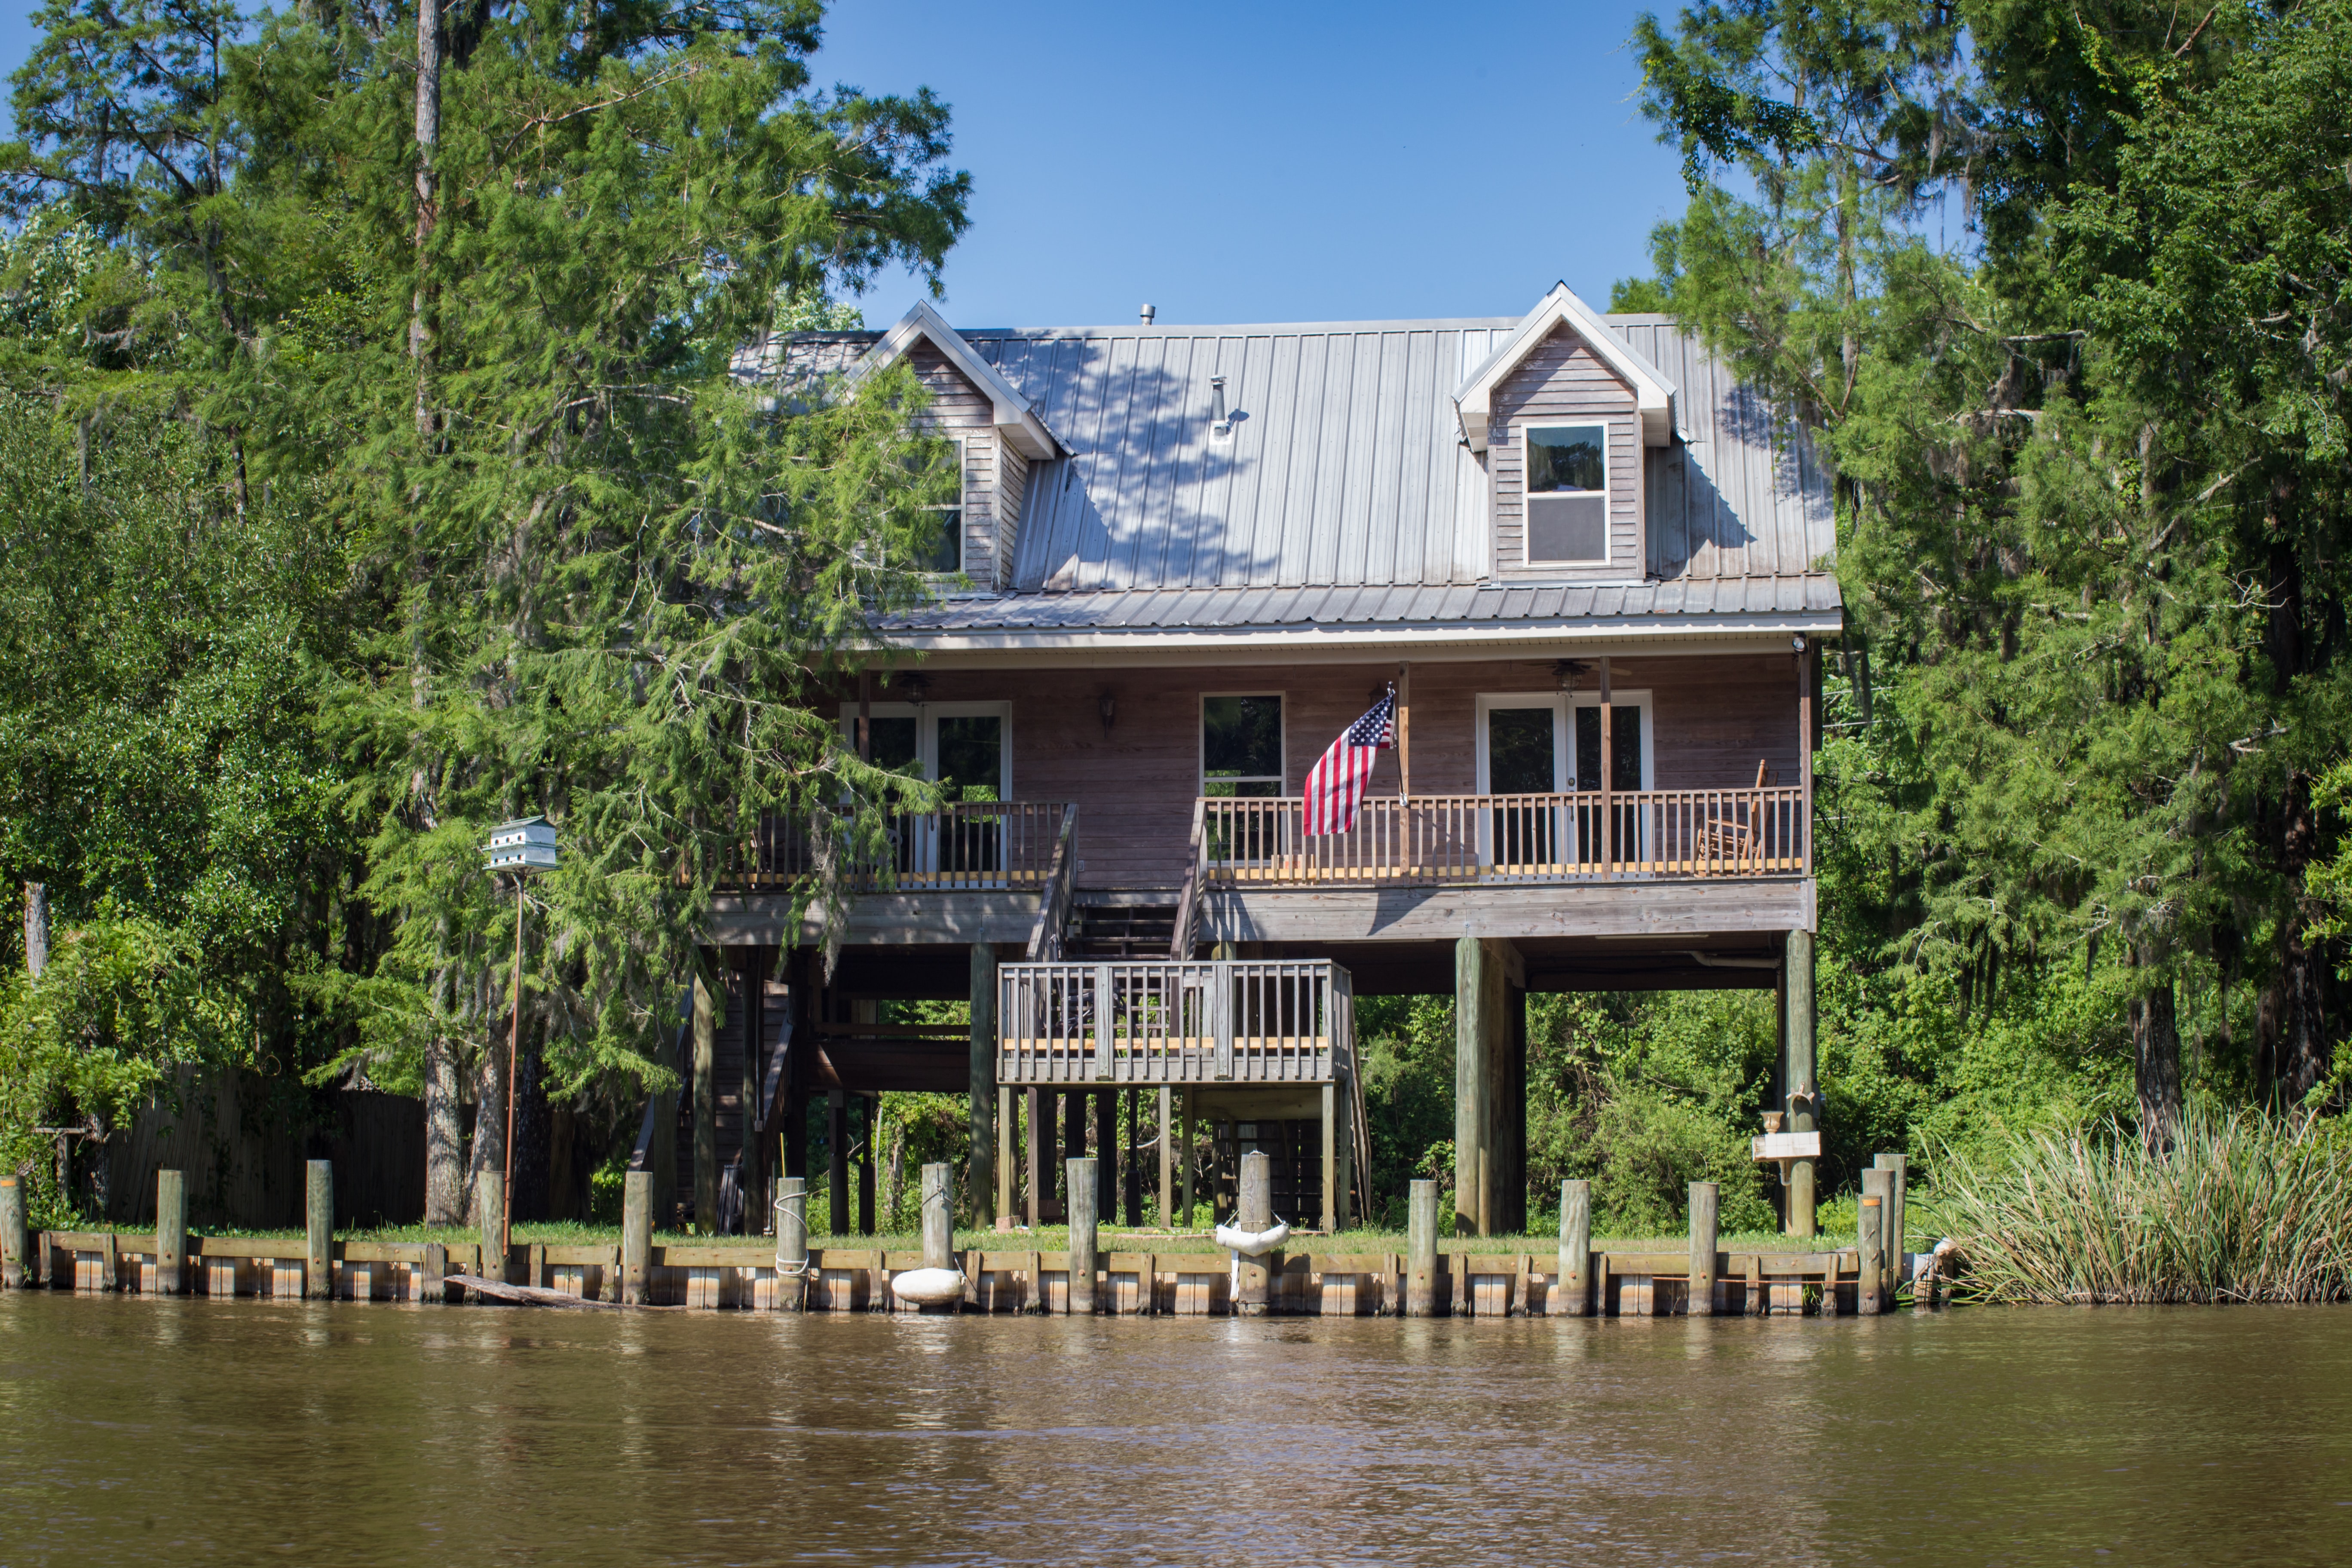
xmin=503 ymin=874 xmax=522 ymax=1266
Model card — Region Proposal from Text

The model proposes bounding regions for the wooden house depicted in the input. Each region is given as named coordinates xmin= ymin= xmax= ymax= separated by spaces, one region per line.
xmin=671 ymin=284 xmax=1839 ymax=1242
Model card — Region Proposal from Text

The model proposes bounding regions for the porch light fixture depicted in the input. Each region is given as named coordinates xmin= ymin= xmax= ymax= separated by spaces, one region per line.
xmin=483 ymin=815 xmax=560 ymax=1273
xmin=897 ymin=672 xmax=930 ymax=703
xmin=1099 ymin=692 xmax=1117 ymax=737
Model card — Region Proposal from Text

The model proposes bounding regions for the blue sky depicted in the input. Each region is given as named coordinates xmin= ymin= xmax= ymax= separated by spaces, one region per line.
xmin=0 ymin=0 xmax=1692 ymax=327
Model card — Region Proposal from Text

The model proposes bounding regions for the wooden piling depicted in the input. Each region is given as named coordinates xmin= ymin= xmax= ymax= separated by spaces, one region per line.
xmin=693 ymin=965 xmax=719 ymax=1234
xmin=1320 ymin=1083 xmax=1338 ymax=1234
xmin=1874 ymin=1152 xmax=1909 ymax=1289
xmin=1179 ymin=1091 xmax=1195 ymax=1229
xmin=1024 ymin=1086 xmax=1044 ymax=1227
xmin=775 ymin=1176 xmax=808 ymax=1311
xmin=1236 ymin=1149 xmax=1274 ymax=1317
xmin=1406 ymin=1178 xmax=1439 ymax=1317
xmin=156 ymin=1169 xmax=186 ymax=1296
xmin=1688 ymin=1181 xmax=1719 ymax=1317
xmin=476 ymin=1168 xmax=506 ymax=1292
xmin=969 ymin=943 xmax=997 ymax=1228
xmin=1559 ymin=1179 xmax=1591 ymax=1317
xmin=420 ymin=1242 xmax=447 ymax=1305
xmin=1066 ymin=1156 xmax=1097 ymax=1315
xmin=996 ymin=1085 xmax=1015 ymax=1228
xmin=827 ymin=1089 xmax=848 ymax=1238
xmin=920 ymin=1163 xmax=952 ymax=1271
xmin=0 ymin=1176 xmax=22 ymax=1289
xmin=1783 ymin=927 xmax=1818 ymax=1237
xmin=1157 ymin=1087 xmax=1173 ymax=1227
xmin=857 ymin=1094 xmax=877 ymax=1236
xmin=1859 ymin=1168 xmax=1889 ymax=1317
xmin=622 ymin=1169 xmax=652 ymax=1305
xmin=305 ymin=1160 xmax=334 ymax=1299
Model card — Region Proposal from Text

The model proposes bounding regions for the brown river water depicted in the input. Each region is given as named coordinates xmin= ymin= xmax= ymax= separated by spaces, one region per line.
xmin=3 ymin=1292 xmax=2350 ymax=1566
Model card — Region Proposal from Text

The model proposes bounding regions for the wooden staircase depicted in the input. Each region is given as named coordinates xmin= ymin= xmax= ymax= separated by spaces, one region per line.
xmin=1065 ymin=894 xmax=1180 ymax=959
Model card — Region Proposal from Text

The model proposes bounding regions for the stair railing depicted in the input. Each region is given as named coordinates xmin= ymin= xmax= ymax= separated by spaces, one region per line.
xmin=1167 ymin=797 xmax=1209 ymax=959
xmin=1025 ymin=804 xmax=1081 ymax=963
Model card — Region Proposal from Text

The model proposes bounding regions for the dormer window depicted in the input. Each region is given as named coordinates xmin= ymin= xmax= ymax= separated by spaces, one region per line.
xmin=1523 ymin=423 xmax=1608 ymax=565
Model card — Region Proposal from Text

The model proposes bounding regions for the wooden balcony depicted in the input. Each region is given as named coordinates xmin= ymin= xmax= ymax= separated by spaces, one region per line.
xmin=1198 ymin=788 xmax=1807 ymax=888
xmin=725 ymin=801 xmax=1071 ymax=892
xmin=997 ymin=959 xmax=1354 ymax=1086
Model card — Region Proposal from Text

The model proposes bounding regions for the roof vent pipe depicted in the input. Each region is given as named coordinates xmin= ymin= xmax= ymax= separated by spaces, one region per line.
xmin=1211 ymin=375 xmax=1230 ymax=437
xmin=1139 ymin=303 xmax=1156 ymax=325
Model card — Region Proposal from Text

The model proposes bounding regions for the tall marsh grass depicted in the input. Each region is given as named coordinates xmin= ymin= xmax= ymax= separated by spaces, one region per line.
xmin=1925 ymin=1109 xmax=2352 ymax=1304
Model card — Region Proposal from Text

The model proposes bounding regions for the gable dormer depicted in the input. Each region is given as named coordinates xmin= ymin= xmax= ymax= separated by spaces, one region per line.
xmin=1455 ymin=285 xmax=1676 ymax=584
xmin=849 ymin=302 xmax=1062 ymax=592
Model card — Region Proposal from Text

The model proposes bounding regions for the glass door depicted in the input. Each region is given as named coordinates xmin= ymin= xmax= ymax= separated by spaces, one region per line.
xmin=1573 ymin=701 xmax=1648 ymax=868
xmin=1477 ymin=695 xmax=1569 ymax=873
xmin=854 ymin=704 xmax=1011 ymax=883
xmin=931 ymin=713 xmax=1004 ymax=881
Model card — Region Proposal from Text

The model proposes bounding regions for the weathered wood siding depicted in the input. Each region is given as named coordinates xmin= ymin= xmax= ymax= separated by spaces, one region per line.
xmin=1486 ymin=322 xmax=1643 ymax=582
xmin=906 ymin=339 xmax=1001 ymax=587
xmin=831 ymin=654 xmax=1800 ymax=888
xmin=995 ymin=438 xmax=1029 ymax=593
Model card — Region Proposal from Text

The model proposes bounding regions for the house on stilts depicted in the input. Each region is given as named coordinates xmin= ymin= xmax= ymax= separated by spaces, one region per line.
xmin=652 ymin=282 xmax=1839 ymax=1241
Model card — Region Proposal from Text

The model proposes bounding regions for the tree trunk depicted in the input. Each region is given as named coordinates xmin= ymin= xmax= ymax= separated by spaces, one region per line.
xmin=23 ymin=882 xmax=47 ymax=979
xmin=2270 ymin=772 xmax=2331 ymax=1102
xmin=423 ymin=1031 xmax=466 ymax=1224
xmin=2130 ymin=961 xmax=2182 ymax=1157
xmin=464 ymin=1044 xmax=504 ymax=1228
xmin=511 ymin=1019 xmax=549 ymax=1222
xmin=411 ymin=0 xmax=441 ymax=439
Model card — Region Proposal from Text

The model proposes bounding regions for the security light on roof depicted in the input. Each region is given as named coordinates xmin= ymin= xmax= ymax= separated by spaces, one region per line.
xmin=485 ymin=816 xmax=559 ymax=873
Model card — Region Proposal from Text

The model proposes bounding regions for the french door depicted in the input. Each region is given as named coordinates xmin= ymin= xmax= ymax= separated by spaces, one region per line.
xmin=1476 ymin=692 xmax=1651 ymax=871
xmin=861 ymin=702 xmax=1010 ymax=882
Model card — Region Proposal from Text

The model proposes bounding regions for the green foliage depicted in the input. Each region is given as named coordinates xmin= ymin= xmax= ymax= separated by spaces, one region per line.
xmin=0 ymin=0 xmax=974 ymax=1211
xmin=1631 ymin=0 xmax=2352 ymax=1143
xmin=1924 ymin=1108 xmax=2352 ymax=1302
xmin=1355 ymin=989 xmax=1776 ymax=1234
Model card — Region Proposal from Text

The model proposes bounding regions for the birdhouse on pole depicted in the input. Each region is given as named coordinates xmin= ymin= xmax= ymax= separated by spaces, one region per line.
xmin=484 ymin=816 xmax=560 ymax=874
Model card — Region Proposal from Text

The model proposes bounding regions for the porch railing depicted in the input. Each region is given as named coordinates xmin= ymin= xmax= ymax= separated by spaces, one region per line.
xmin=998 ymin=959 xmax=1353 ymax=1086
xmin=725 ymin=801 xmax=1071 ymax=892
xmin=1200 ymin=788 xmax=1807 ymax=888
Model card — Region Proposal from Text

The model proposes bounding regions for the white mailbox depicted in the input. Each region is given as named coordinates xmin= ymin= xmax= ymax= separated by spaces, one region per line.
xmin=485 ymin=816 xmax=560 ymax=873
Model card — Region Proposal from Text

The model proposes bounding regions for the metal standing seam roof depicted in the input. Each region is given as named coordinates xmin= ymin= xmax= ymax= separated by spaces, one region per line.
xmin=744 ymin=304 xmax=1839 ymax=638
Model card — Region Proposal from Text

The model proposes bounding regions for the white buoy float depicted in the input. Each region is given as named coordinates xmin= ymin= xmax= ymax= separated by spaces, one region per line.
xmin=890 ymin=1266 xmax=966 ymax=1307
xmin=1213 ymin=1221 xmax=1290 ymax=1257
xmin=1213 ymin=1221 xmax=1290 ymax=1305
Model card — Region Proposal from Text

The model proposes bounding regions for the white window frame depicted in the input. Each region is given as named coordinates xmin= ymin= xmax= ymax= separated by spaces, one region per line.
xmin=1516 ymin=419 xmax=1612 ymax=568
xmin=1198 ymin=691 xmax=1286 ymax=797
xmin=1473 ymin=693 xmax=1571 ymax=794
xmin=1566 ymin=689 xmax=1655 ymax=790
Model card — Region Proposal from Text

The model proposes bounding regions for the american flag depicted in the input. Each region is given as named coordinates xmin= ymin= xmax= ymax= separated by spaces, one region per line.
xmin=1303 ymin=687 xmax=1396 ymax=836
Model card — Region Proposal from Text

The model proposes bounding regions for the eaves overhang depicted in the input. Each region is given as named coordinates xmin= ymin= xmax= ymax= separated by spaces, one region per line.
xmin=847 ymin=300 xmax=1062 ymax=460
xmin=1455 ymin=282 xmax=1678 ymax=452
xmin=875 ymin=610 xmax=1846 ymax=668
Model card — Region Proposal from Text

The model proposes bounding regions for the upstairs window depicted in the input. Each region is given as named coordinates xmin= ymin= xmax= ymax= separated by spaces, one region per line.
xmin=1523 ymin=423 xmax=1608 ymax=565
xmin=918 ymin=435 xmax=966 ymax=574
xmin=1202 ymin=694 xmax=1283 ymax=797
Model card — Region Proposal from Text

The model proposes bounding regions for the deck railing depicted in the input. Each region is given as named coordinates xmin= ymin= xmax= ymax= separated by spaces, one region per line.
xmin=1200 ymin=787 xmax=1807 ymax=888
xmin=998 ymin=959 xmax=1353 ymax=1086
xmin=724 ymin=801 xmax=1071 ymax=892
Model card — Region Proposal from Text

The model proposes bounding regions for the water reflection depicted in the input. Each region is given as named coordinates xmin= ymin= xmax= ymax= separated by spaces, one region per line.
xmin=2 ymin=1295 xmax=2349 ymax=1565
